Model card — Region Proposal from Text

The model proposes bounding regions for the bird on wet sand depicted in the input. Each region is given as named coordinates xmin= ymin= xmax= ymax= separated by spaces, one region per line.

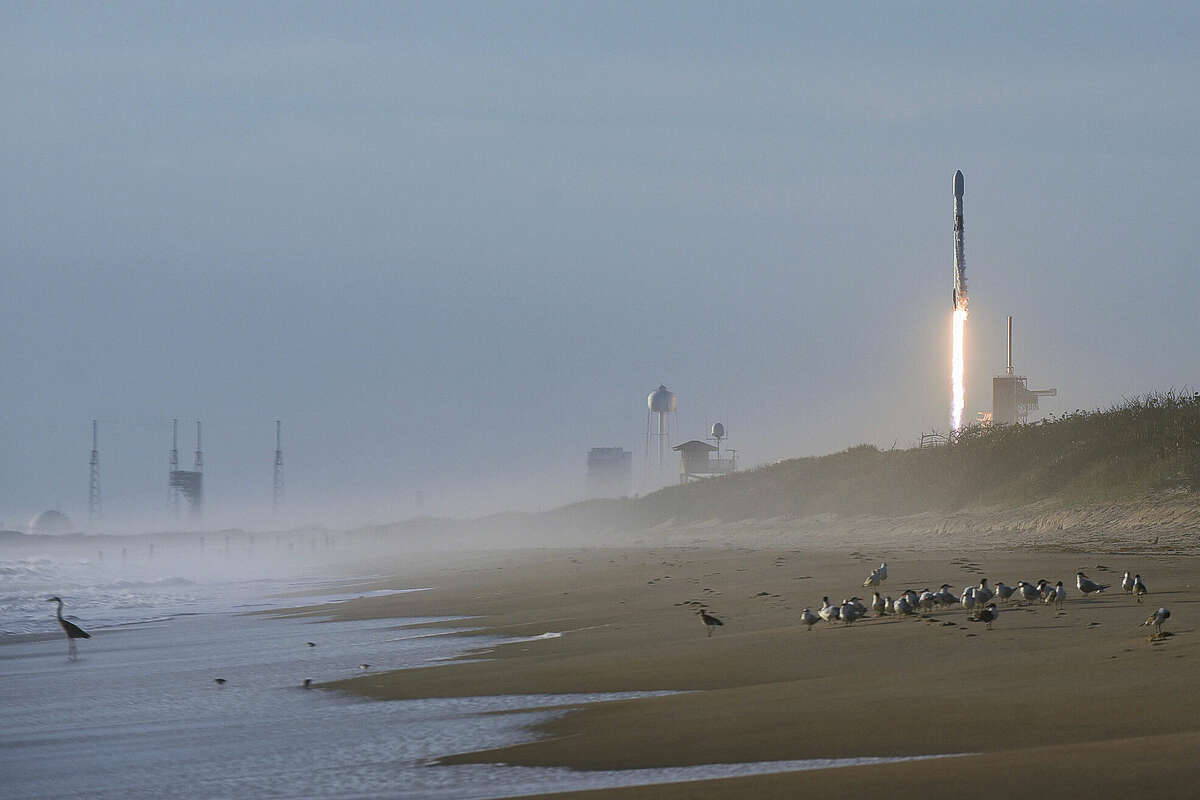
xmin=1142 ymin=607 xmax=1170 ymax=636
xmin=303 ymin=679 xmax=313 ymax=688
xmin=1076 ymin=572 xmax=1110 ymax=595
xmin=871 ymin=592 xmax=886 ymax=617
xmin=1133 ymin=575 xmax=1148 ymax=604
xmin=47 ymin=597 xmax=90 ymax=661
xmin=1016 ymin=581 xmax=1041 ymax=604
xmin=698 ymin=608 xmax=724 ymax=637
xmin=1121 ymin=571 xmax=1135 ymax=595
xmin=969 ymin=604 xmax=999 ymax=630
xmin=799 ymin=607 xmax=820 ymax=630
xmin=1044 ymin=580 xmax=1067 ymax=609
xmin=818 ymin=597 xmax=840 ymax=624
xmin=359 ymin=663 xmax=371 ymax=670
xmin=994 ymin=582 xmax=1015 ymax=603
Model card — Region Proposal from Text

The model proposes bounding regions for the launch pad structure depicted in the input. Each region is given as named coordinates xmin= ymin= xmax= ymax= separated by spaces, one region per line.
xmin=992 ymin=316 xmax=1056 ymax=425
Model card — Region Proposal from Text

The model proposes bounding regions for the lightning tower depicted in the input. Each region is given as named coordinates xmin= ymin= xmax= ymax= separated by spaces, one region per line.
xmin=273 ymin=419 xmax=284 ymax=513
xmin=88 ymin=420 xmax=101 ymax=527
xmin=169 ymin=419 xmax=180 ymax=516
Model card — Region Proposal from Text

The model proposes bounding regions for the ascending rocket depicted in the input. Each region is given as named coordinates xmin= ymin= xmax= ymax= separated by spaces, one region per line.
xmin=952 ymin=169 xmax=967 ymax=309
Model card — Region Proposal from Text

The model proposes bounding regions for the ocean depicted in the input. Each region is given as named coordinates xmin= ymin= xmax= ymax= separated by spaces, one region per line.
xmin=1 ymin=548 xmax=950 ymax=799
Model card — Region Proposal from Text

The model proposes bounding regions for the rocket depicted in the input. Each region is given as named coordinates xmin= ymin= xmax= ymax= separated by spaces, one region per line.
xmin=952 ymin=169 xmax=967 ymax=309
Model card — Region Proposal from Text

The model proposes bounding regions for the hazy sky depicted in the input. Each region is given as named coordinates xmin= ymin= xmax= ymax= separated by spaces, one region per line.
xmin=3 ymin=2 xmax=1198 ymax=529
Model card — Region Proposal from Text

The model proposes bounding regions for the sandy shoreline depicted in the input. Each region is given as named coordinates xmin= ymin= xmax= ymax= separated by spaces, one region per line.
xmin=322 ymin=536 xmax=1200 ymax=797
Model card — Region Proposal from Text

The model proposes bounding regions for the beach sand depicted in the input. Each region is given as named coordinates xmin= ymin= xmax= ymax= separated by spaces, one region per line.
xmin=326 ymin=541 xmax=1200 ymax=798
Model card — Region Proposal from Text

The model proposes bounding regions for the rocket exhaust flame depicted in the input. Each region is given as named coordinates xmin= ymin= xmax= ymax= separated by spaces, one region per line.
xmin=951 ymin=300 xmax=968 ymax=432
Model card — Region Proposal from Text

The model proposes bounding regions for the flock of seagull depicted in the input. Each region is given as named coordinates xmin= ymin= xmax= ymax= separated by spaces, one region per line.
xmin=697 ymin=562 xmax=1172 ymax=638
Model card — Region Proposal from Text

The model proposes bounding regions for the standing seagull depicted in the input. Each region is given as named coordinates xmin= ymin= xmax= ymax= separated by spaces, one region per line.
xmin=697 ymin=608 xmax=724 ymax=637
xmin=1076 ymin=572 xmax=1110 ymax=595
xmin=1133 ymin=574 xmax=1148 ymax=604
xmin=799 ymin=607 xmax=820 ymax=630
xmin=1142 ymin=607 xmax=1170 ymax=636
xmin=1121 ymin=571 xmax=1135 ymax=595
xmin=47 ymin=597 xmax=90 ymax=661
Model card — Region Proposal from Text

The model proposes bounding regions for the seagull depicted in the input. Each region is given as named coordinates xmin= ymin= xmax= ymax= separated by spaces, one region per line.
xmin=1133 ymin=575 xmax=1148 ymax=604
xmin=975 ymin=579 xmax=995 ymax=606
xmin=1016 ymin=581 xmax=1041 ymax=604
xmin=871 ymin=592 xmax=887 ymax=617
xmin=1076 ymin=572 xmax=1110 ymax=595
xmin=697 ymin=608 xmax=724 ymax=637
xmin=863 ymin=570 xmax=881 ymax=589
xmin=1142 ymin=607 xmax=1170 ymax=635
xmin=799 ymin=607 xmax=820 ymax=630
xmin=884 ymin=595 xmax=895 ymax=614
xmin=994 ymin=582 xmax=1016 ymax=603
xmin=960 ymin=587 xmax=977 ymax=616
xmin=819 ymin=597 xmax=841 ymax=624
xmin=1045 ymin=580 xmax=1067 ymax=609
xmin=46 ymin=597 xmax=90 ymax=661
xmin=1036 ymin=579 xmax=1051 ymax=601
xmin=918 ymin=590 xmax=936 ymax=614
xmin=894 ymin=594 xmax=915 ymax=616
xmin=876 ymin=562 xmax=888 ymax=582
xmin=359 ymin=663 xmax=371 ymax=670
xmin=933 ymin=584 xmax=957 ymax=607
xmin=213 ymin=678 xmax=227 ymax=686
xmin=840 ymin=599 xmax=863 ymax=625
xmin=1121 ymin=571 xmax=1135 ymax=595
xmin=306 ymin=641 xmax=317 ymax=647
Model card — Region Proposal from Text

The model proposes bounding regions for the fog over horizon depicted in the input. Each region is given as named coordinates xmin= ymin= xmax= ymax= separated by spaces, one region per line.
xmin=3 ymin=3 xmax=1198 ymax=532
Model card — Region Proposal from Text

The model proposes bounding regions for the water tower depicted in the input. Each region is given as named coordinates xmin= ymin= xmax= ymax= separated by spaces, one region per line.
xmin=646 ymin=384 xmax=677 ymax=472
xmin=710 ymin=422 xmax=726 ymax=457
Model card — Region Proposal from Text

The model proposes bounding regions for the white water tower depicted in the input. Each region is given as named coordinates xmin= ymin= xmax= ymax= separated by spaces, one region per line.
xmin=646 ymin=385 xmax=677 ymax=473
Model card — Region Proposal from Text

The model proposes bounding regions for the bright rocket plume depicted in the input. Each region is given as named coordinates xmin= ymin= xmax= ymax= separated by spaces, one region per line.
xmin=950 ymin=170 xmax=968 ymax=432
xmin=951 ymin=301 xmax=967 ymax=431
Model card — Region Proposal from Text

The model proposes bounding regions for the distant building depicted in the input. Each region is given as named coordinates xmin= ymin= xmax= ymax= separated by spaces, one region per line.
xmin=673 ymin=440 xmax=736 ymax=484
xmin=586 ymin=447 xmax=633 ymax=498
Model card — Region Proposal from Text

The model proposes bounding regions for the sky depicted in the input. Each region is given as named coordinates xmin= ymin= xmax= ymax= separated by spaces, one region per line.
xmin=3 ymin=2 xmax=1198 ymax=530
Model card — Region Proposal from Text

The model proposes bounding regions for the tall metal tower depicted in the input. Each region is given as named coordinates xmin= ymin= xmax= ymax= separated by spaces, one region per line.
xmin=194 ymin=420 xmax=204 ymax=472
xmin=88 ymin=420 xmax=101 ymax=527
xmin=169 ymin=419 xmax=180 ymax=517
xmin=273 ymin=420 xmax=284 ymax=513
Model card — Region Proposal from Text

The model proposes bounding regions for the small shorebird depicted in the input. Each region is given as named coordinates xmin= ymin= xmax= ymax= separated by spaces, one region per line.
xmin=306 ymin=641 xmax=317 ymax=647
xmin=918 ymin=590 xmax=936 ymax=614
xmin=994 ymin=582 xmax=1015 ymax=603
xmin=818 ymin=597 xmax=840 ymax=624
xmin=1076 ymin=572 xmax=1110 ymax=595
xmin=1133 ymin=574 xmax=1148 ymax=604
xmin=933 ymin=584 xmax=956 ymax=608
xmin=840 ymin=599 xmax=864 ymax=625
xmin=960 ymin=587 xmax=977 ymax=616
xmin=970 ymin=604 xmax=999 ymax=630
xmin=1043 ymin=580 xmax=1067 ymax=609
xmin=894 ymin=594 xmax=914 ymax=616
xmin=1142 ymin=607 xmax=1170 ymax=636
xmin=47 ymin=597 xmax=90 ymax=661
xmin=1016 ymin=581 xmax=1041 ymax=604
xmin=799 ymin=607 xmax=820 ymax=630
xmin=359 ymin=663 xmax=371 ymax=670
xmin=876 ymin=562 xmax=888 ymax=582
xmin=862 ymin=570 xmax=881 ymax=589
xmin=871 ymin=592 xmax=886 ymax=617
xmin=697 ymin=608 xmax=724 ymax=637
xmin=975 ymin=579 xmax=995 ymax=606
xmin=213 ymin=678 xmax=226 ymax=686
xmin=1121 ymin=571 xmax=1135 ymax=595
xmin=303 ymin=679 xmax=313 ymax=688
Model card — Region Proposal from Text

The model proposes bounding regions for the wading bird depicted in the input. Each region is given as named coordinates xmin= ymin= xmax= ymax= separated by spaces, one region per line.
xmin=697 ymin=608 xmax=724 ymax=637
xmin=47 ymin=597 xmax=90 ymax=661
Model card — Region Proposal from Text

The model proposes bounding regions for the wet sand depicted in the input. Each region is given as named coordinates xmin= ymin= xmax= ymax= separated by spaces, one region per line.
xmin=327 ymin=544 xmax=1200 ymax=797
